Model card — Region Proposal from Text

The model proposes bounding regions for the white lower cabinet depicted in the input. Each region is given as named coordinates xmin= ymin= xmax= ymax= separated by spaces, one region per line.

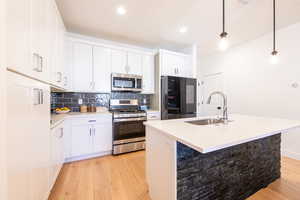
xmin=67 ymin=115 xmax=113 ymax=161
xmin=93 ymin=124 xmax=113 ymax=153
xmin=71 ymin=125 xmax=93 ymax=157
xmin=50 ymin=122 xmax=65 ymax=188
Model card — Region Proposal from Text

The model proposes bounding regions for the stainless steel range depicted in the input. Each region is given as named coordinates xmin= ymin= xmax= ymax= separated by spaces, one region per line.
xmin=110 ymin=99 xmax=146 ymax=155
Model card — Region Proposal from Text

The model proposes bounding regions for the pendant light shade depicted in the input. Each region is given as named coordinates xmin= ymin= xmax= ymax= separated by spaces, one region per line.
xmin=270 ymin=0 xmax=279 ymax=64
xmin=219 ymin=0 xmax=229 ymax=51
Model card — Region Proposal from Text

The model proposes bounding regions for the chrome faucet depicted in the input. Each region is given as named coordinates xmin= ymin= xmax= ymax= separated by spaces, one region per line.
xmin=206 ymin=91 xmax=228 ymax=121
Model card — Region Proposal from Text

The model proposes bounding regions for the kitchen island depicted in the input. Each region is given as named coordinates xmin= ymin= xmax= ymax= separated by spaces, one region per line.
xmin=144 ymin=114 xmax=300 ymax=200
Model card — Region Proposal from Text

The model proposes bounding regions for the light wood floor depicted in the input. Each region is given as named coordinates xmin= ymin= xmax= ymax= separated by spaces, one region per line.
xmin=49 ymin=151 xmax=300 ymax=200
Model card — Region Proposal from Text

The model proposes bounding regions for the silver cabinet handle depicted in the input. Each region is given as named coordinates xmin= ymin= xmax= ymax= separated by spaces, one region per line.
xmin=89 ymin=82 xmax=95 ymax=90
xmin=33 ymin=53 xmax=42 ymax=72
xmin=64 ymin=76 xmax=68 ymax=87
xmin=39 ymin=89 xmax=44 ymax=105
xmin=39 ymin=56 xmax=43 ymax=72
xmin=33 ymin=88 xmax=40 ymax=105
xmin=93 ymin=128 xmax=96 ymax=136
xmin=88 ymin=120 xmax=97 ymax=123
xmin=59 ymin=128 xmax=64 ymax=138
xmin=114 ymin=117 xmax=147 ymax=122
xmin=57 ymin=72 xmax=62 ymax=83
xmin=89 ymin=128 xmax=92 ymax=136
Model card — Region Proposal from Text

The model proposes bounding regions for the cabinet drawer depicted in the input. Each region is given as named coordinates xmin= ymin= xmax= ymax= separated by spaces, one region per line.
xmin=147 ymin=112 xmax=161 ymax=120
xmin=71 ymin=115 xmax=112 ymax=126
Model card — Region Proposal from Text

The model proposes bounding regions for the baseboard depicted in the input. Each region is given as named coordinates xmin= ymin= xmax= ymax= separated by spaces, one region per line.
xmin=64 ymin=151 xmax=112 ymax=163
xmin=282 ymin=150 xmax=300 ymax=160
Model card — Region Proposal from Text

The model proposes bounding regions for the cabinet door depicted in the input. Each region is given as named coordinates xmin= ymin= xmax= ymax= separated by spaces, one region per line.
xmin=63 ymin=120 xmax=72 ymax=159
xmin=50 ymin=124 xmax=64 ymax=187
xmin=6 ymin=72 xmax=33 ymax=200
xmin=177 ymin=55 xmax=193 ymax=78
xmin=111 ymin=49 xmax=127 ymax=74
xmin=30 ymin=0 xmax=50 ymax=82
xmin=71 ymin=125 xmax=93 ymax=157
xmin=162 ymin=53 xmax=177 ymax=76
xmin=93 ymin=46 xmax=112 ymax=92
xmin=142 ymin=55 xmax=155 ymax=94
xmin=29 ymin=84 xmax=51 ymax=200
xmin=63 ymin=39 xmax=73 ymax=90
xmin=93 ymin=124 xmax=113 ymax=153
xmin=175 ymin=55 xmax=185 ymax=77
xmin=49 ymin=1 xmax=59 ymax=86
xmin=56 ymin=15 xmax=66 ymax=88
xmin=127 ymin=52 xmax=142 ymax=75
xmin=6 ymin=0 xmax=31 ymax=77
xmin=72 ymin=42 xmax=93 ymax=91
xmin=7 ymin=72 xmax=51 ymax=200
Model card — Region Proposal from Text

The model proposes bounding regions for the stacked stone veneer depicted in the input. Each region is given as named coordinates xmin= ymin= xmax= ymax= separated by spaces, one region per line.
xmin=177 ymin=134 xmax=281 ymax=200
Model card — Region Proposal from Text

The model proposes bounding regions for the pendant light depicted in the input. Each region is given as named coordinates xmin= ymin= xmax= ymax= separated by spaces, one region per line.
xmin=219 ymin=0 xmax=229 ymax=51
xmin=270 ymin=0 xmax=279 ymax=64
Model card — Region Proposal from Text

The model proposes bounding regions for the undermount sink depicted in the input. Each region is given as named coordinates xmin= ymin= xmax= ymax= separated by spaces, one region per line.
xmin=186 ymin=118 xmax=229 ymax=126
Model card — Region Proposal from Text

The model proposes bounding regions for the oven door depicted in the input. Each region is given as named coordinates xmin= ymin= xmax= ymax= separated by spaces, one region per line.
xmin=113 ymin=118 xmax=146 ymax=144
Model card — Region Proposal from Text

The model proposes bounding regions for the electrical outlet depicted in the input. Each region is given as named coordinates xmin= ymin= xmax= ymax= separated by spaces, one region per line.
xmin=78 ymin=98 xmax=83 ymax=105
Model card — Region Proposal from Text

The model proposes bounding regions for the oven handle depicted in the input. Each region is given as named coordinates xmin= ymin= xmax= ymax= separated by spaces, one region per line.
xmin=114 ymin=117 xmax=147 ymax=122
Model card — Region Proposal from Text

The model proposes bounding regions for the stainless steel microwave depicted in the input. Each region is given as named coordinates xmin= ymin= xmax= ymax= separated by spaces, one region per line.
xmin=111 ymin=73 xmax=143 ymax=92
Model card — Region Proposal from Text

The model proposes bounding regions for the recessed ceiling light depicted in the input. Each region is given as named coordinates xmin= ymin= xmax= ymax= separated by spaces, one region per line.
xmin=179 ymin=26 xmax=188 ymax=34
xmin=116 ymin=6 xmax=127 ymax=15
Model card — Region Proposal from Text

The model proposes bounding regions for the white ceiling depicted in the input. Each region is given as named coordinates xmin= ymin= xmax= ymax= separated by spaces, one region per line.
xmin=56 ymin=0 xmax=300 ymax=55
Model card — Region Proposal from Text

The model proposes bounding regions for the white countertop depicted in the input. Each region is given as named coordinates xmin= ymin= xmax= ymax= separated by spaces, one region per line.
xmin=51 ymin=112 xmax=112 ymax=129
xmin=144 ymin=114 xmax=300 ymax=153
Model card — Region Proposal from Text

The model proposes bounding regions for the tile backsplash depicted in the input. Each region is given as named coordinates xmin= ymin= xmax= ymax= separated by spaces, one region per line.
xmin=51 ymin=92 xmax=152 ymax=112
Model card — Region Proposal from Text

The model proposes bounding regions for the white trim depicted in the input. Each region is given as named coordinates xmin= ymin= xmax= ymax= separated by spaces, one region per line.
xmin=158 ymin=49 xmax=190 ymax=57
xmin=67 ymin=32 xmax=156 ymax=55
xmin=282 ymin=150 xmax=300 ymax=161
xmin=64 ymin=151 xmax=112 ymax=163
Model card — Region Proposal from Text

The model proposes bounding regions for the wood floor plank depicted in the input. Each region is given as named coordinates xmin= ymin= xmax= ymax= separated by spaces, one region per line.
xmin=48 ymin=153 xmax=300 ymax=200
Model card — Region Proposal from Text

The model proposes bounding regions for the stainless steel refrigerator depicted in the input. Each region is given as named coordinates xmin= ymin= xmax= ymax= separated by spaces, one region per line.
xmin=161 ymin=76 xmax=197 ymax=120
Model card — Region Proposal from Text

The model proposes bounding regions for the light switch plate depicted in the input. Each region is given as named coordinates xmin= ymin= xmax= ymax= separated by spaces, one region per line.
xmin=78 ymin=98 xmax=83 ymax=105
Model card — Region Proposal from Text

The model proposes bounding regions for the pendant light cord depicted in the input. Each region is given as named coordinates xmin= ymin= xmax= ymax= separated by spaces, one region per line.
xmin=273 ymin=0 xmax=276 ymax=52
xmin=223 ymin=0 xmax=225 ymax=33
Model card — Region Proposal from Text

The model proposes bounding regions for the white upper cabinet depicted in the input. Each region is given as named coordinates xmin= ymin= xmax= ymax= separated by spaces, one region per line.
xmin=112 ymin=50 xmax=143 ymax=75
xmin=6 ymin=0 xmax=66 ymax=84
xmin=72 ymin=42 xmax=94 ymax=92
xmin=68 ymin=36 xmax=155 ymax=93
xmin=162 ymin=52 xmax=178 ymax=76
xmin=111 ymin=49 xmax=127 ymax=74
xmin=72 ymin=42 xmax=112 ymax=92
xmin=142 ymin=54 xmax=155 ymax=94
xmin=127 ymin=52 xmax=142 ymax=75
xmin=93 ymin=46 xmax=112 ymax=93
xmin=160 ymin=50 xmax=193 ymax=78
xmin=6 ymin=0 xmax=31 ymax=77
xmin=49 ymin=2 xmax=66 ymax=88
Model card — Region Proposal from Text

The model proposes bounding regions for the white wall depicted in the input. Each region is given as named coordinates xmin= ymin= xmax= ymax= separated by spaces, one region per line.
xmin=200 ymin=22 xmax=300 ymax=160
xmin=0 ymin=0 xmax=7 ymax=198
